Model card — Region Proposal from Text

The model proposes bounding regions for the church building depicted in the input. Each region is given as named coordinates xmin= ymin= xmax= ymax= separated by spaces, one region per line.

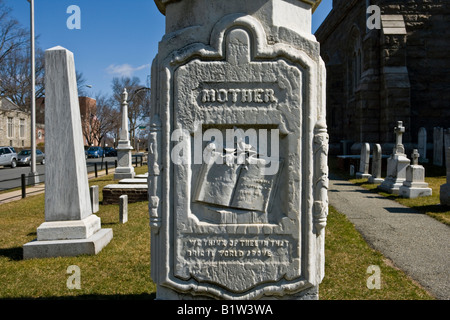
xmin=315 ymin=0 xmax=450 ymax=154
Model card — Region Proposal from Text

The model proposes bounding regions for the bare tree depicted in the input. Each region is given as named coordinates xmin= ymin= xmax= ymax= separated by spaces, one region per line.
xmin=0 ymin=0 xmax=28 ymax=66
xmin=81 ymin=93 xmax=120 ymax=147
xmin=0 ymin=1 xmax=87 ymax=110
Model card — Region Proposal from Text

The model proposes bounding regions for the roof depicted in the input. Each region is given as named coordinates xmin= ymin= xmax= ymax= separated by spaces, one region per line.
xmin=0 ymin=97 xmax=22 ymax=112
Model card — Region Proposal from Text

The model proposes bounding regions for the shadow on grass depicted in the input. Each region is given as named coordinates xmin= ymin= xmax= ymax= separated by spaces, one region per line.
xmin=0 ymin=246 xmax=23 ymax=261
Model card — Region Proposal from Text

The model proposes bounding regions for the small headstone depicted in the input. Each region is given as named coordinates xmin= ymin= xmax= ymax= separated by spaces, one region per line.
xmin=350 ymin=164 xmax=355 ymax=176
xmin=23 ymin=46 xmax=112 ymax=259
xmin=356 ymin=143 xmax=371 ymax=179
xmin=444 ymin=129 xmax=450 ymax=165
xmin=379 ymin=121 xmax=410 ymax=194
xmin=440 ymin=147 xmax=450 ymax=206
xmin=90 ymin=185 xmax=99 ymax=213
xmin=417 ymin=127 xmax=428 ymax=163
xmin=399 ymin=149 xmax=432 ymax=198
xmin=368 ymin=144 xmax=384 ymax=184
xmin=119 ymin=195 xmax=128 ymax=224
xmin=433 ymin=127 xmax=444 ymax=166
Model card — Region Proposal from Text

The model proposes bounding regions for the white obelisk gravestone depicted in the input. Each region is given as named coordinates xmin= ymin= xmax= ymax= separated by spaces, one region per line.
xmin=23 ymin=46 xmax=112 ymax=259
xmin=114 ymin=89 xmax=135 ymax=180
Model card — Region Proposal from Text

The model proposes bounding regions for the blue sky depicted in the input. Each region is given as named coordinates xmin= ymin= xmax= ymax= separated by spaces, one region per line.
xmin=5 ymin=0 xmax=332 ymax=97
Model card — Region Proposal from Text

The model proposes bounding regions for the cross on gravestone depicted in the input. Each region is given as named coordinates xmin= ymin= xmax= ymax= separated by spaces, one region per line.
xmin=394 ymin=121 xmax=405 ymax=155
xmin=411 ymin=149 xmax=420 ymax=165
xmin=378 ymin=121 xmax=410 ymax=194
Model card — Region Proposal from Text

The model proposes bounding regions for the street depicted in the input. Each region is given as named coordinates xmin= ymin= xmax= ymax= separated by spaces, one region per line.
xmin=0 ymin=156 xmax=118 ymax=191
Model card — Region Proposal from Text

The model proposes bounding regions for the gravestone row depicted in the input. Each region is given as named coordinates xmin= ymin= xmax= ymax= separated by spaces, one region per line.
xmin=356 ymin=121 xmax=432 ymax=199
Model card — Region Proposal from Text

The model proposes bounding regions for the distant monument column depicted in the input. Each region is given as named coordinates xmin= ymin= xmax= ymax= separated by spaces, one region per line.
xmin=114 ymin=88 xmax=135 ymax=180
xmin=23 ymin=46 xmax=113 ymax=259
xmin=150 ymin=0 xmax=326 ymax=300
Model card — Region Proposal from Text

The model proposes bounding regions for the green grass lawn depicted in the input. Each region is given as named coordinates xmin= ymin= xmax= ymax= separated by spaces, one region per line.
xmin=0 ymin=164 xmax=435 ymax=300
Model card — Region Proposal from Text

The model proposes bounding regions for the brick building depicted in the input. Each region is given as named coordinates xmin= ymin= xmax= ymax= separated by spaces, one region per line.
xmin=315 ymin=0 xmax=450 ymax=154
xmin=36 ymin=96 xmax=98 ymax=147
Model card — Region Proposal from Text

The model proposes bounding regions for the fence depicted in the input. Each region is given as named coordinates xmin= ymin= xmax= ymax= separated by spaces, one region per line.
xmin=0 ymin=154 xmax=146 ymax=200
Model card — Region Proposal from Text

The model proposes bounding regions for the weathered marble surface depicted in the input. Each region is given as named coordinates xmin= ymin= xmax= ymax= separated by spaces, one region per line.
xmin=150 ymin=0 xmax=327 ymax=300
xmin=23 ymin=46 xmax=112 ymax=259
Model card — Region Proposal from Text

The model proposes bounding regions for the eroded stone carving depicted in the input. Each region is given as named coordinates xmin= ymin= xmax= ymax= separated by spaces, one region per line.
xmin=150 ymin=8 xmax=327 ymax=300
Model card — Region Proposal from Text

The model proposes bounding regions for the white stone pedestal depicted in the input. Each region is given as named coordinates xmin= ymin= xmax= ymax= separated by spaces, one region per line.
xmin=23 ymin=215 xmax=112 ymax=259
xmin=378 ymin=154 xmax=410 ymax=194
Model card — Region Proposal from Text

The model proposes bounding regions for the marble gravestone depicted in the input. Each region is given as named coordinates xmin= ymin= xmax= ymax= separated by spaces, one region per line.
xmin=356 ymin=143 xmax=370 ymax=179
xmin=399 ymin=149 xmax=432 ymax=198
xmin=433 ymin=127 xmax=444 ymax=166
xmin=23 ymin=47 xmax=112 ymax=259
xmin=379 ymin=121 xmax=410 ymax=194
xmin=114 ymin=88 xmax=135 ymax=180
xmin=150 ymin=0 xmax=327 ymax=300
xmin=417 ymin=127 xmax=428 ymax=163
xmin=440 ymin=147 xmax=450 ymax=206
xmin=368 ymin=144 xmax=383 ymax=184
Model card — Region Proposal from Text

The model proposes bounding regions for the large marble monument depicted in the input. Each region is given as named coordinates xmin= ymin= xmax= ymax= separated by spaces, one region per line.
xmin=399 ymin=149 xmax=432 ymax=198
xmin=378 ymin=121 xmax=411 ymax=194
xmin=23 ymin=47 xmax=112 ymax=259
xmin=149 ymin=0 xmax=327 ymax=300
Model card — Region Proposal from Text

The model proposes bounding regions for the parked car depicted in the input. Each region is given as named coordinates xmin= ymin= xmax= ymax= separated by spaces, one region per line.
xmin=86 ymin=146 xmax=104 ymax=158
xmin=17 ymin=149 xmax=45 ymax=166
xmin=103 ymin=147 xmax=117 ymax=157
xmin=0 ymin=146 xmax=18 ymax=168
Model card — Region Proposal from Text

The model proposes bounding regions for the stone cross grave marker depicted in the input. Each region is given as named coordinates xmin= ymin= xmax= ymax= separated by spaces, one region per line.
xmin=379 ymin=121 xmax=410 ymax=194
xmin=399 ymin=149 xmax=432 ymax=198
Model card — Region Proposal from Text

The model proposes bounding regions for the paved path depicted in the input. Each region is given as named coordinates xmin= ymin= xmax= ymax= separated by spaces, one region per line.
xmin=329 ymin=174 xmax=450 ymax=300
